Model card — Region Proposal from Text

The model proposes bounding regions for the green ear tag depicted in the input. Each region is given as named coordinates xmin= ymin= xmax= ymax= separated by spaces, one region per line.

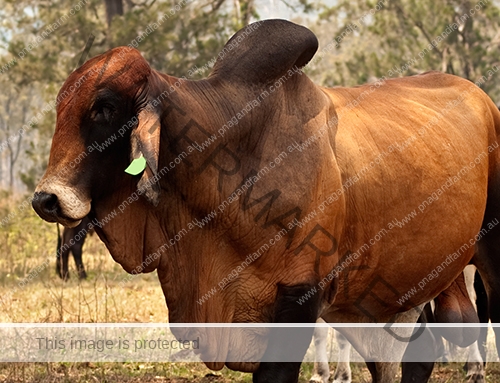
xmin=125 ymin=154 xmax=147 ymax=175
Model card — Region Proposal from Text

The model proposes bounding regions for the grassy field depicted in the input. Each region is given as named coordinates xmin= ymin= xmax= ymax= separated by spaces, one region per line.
xmin=0 ymin=194 xmax=499 ymax=382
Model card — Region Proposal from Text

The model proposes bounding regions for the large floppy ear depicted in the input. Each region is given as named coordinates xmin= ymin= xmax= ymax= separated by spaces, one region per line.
xmin=211 ymin=19 xmax=318 ymax=85
xmin=130 ymin=105 xmax=161 ymax=206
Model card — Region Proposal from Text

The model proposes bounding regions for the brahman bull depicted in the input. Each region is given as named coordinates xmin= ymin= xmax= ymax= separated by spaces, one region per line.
xmin=32 ymin=19 xmax=500 ymax=382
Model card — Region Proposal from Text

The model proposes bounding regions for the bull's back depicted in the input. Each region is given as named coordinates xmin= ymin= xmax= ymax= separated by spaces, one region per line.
xmin=323 ymin=72 xmax=498 ymax=317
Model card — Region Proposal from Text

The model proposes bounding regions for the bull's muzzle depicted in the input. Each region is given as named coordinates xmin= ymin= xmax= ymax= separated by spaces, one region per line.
xmin=32 ymin=180 xmax=91 ymax=227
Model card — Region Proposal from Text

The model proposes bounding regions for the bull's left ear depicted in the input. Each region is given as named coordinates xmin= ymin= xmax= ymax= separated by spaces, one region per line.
xmin=130 ymin=106 xmax=161 ymax=206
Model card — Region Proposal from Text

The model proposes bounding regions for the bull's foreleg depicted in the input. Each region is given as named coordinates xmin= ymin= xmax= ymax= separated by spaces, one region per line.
xmin=253 ymin=284 xmax=321 ymax=383
xmin=401 ymin=303 xmax=442 ymax=383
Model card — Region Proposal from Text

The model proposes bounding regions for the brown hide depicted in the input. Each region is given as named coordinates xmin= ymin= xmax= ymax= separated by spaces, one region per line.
xmin=324 ymin=73 xmax=498 ymax=320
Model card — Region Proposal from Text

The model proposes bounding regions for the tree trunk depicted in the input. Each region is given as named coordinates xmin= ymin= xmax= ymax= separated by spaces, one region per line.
xmin=104 ymin=0 xmax=123 ymax=27
xmin=241 ymin=0 xmax=254 ymax=26
xmin=9 ymin=152 xmax=13 ymax=191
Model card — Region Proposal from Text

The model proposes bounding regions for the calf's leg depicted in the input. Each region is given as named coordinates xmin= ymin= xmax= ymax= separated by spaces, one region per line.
xmin=332 ymin=331 xmax=352 ymax=383
xmin=310 ymin=320 xmax=330 ymax=383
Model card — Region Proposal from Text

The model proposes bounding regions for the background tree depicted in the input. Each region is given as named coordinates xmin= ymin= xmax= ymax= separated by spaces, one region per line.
xmin=309 ymin=0 xmax=500 ymax=102
xmin=0 ymin=80 xmax=40 ymax=191
xmin=105 ymin=0 xmax=124 ymax=27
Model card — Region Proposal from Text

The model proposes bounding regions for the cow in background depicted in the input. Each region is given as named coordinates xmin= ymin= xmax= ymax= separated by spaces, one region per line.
xmin=56 ymin=216 xmax=92 ymax=280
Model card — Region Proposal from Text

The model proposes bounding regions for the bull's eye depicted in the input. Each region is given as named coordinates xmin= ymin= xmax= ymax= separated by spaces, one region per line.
xmin=90 ymin=104 xmax=115 ymax=123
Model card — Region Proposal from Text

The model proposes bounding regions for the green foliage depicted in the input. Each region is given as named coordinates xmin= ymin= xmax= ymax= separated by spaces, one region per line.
xmin=310 ymin=0 xmax=500 ymax=102
xmin=109 ymin=1 xmax=233 ymax=78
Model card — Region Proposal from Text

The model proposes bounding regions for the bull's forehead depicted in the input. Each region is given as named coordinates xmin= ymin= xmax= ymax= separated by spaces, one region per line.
xmin=56 ymin=46 xmax=151 ymax=114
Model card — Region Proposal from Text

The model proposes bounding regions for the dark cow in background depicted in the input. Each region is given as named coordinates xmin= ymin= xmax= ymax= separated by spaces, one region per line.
xmin=56 ymin=216 xmax=92 ymax=280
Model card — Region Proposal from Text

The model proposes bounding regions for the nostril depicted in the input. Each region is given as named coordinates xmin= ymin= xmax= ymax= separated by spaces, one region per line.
xmin=32 ymin=191 xmax=60 ymax=220
xmin=43 ymin=193 xmax=58 ymax=212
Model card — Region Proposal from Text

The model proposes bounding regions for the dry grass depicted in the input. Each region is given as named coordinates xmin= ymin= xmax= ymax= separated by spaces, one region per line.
xmin=0 ymin=194 xmax=499 ymax=382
